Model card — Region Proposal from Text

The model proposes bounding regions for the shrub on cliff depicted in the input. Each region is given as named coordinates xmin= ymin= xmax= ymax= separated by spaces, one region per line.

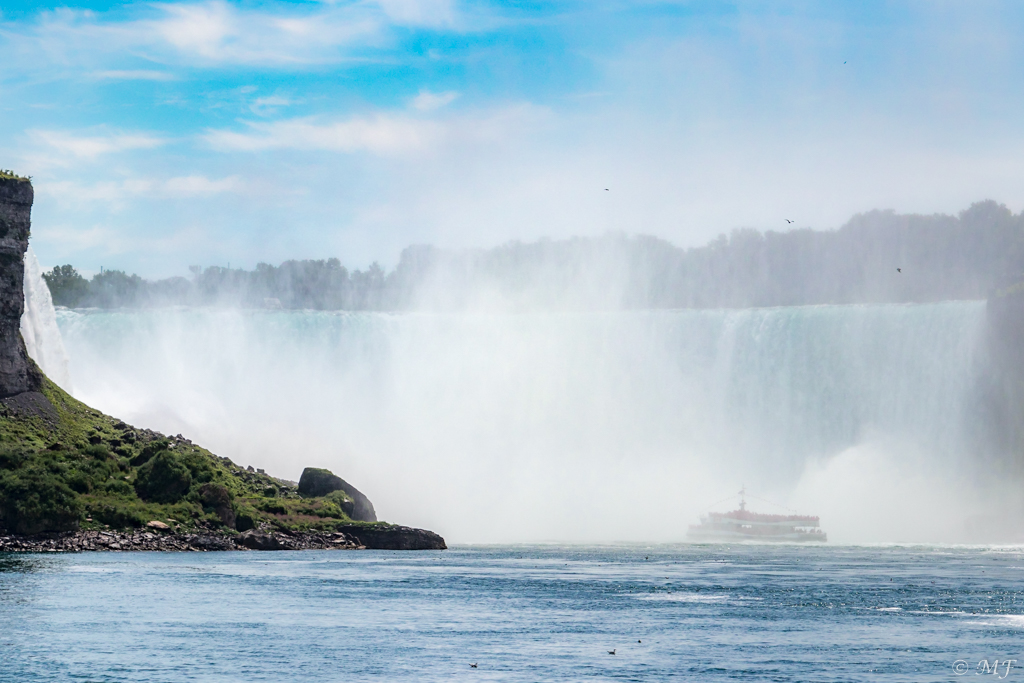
xmin=324 ymin=490 xmax=356 ymax=518
xmin=134 ymin=451 xmax=192 ymax=503
xmin=198 ymin=483 xmax=235 ymax=528
xmin=130 ymin=439 xmax=169 ymax=467
xmin=0 ymin=447 xmax=32 ymax=471
xmin=0 ymin=466 xmax=82 ymax=534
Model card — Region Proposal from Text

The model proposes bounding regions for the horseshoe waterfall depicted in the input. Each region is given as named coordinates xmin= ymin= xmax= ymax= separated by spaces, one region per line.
xmin=51 ymin=299 xmax=1022 ymax=544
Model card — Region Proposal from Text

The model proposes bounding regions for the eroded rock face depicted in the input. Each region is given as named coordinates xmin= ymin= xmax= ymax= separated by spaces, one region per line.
xmin=0 ymin=178 xmax=42 ymax=398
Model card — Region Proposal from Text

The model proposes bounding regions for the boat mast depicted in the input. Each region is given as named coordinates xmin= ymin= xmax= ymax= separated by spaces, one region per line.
xmin=739 ymin=485 xmax=746 ymax=511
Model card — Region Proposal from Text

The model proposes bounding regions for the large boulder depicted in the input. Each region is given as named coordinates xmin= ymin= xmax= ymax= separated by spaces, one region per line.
xmin=297 ymin=467 xmax=376 ymax=522
xmin=235 ymin=529 xmax=286 ymax=550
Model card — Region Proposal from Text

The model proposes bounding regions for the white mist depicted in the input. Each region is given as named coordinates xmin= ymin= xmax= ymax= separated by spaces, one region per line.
xmin=53 ymin=302 xmax=998 ymax=544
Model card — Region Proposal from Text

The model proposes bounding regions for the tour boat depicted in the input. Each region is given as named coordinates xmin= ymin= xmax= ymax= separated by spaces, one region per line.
xmin=688 ymin=488 xmax=827 ymax=543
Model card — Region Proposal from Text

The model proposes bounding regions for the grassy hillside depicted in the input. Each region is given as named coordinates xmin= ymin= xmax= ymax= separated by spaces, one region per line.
xmin=0 ymin=376 xmax=364 ymax=536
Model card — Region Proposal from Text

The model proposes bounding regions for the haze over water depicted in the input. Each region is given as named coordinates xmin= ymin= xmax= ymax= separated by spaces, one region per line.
xmin=53 ymin=301 xmax=1009 ymax=545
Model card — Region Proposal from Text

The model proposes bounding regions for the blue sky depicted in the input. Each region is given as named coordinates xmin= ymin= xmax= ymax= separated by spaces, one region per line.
xmin=3 ymin=0 xmax=1024 ymax=277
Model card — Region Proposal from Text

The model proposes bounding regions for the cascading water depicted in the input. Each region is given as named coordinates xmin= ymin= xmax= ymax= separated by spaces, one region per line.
xmin=21 ymin=246 xmax=72 ymax=393
xmin=54 ymin=301 xmax=1004 ymax=543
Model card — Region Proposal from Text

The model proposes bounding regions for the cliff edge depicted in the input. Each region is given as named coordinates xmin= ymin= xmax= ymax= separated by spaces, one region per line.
xmin=0 ymin=177 xmax=42 ymax=398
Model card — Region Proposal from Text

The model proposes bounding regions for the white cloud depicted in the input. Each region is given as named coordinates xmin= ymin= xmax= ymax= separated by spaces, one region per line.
xmin=249 ymin=95 xmax=293 ymax=116
xmin=29 ymin=130 xmax=166 ymax=159
xmin=375 ymin=0 xmax=458 ymax=28
xmin=204 ymin=104 xmax=550 ymax=155
xmin=91 ymin=70 xmax=177 ymax=81
xmin=37 ymin=175 xmax=244 ymax=205
xmin=411 ymin=90 xmax=459 ymax=111
xmin=163 ymin=175 xmax=245 ymax=196
xmin=35 ymin=223 xmax=121 ymax=254
xmin=11 ymin=1 xmax=407 ymax=68
xmin=205 ymin=115 xmax=443 ymax=154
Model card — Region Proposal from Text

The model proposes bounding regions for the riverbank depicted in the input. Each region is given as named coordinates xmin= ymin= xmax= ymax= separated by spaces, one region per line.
xmin=0 ymin=524 xmax=446 ymax=552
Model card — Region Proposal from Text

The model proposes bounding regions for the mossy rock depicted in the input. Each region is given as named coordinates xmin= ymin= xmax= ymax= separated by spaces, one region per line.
xmin=298 ymin=467 xmax=376 ymax=521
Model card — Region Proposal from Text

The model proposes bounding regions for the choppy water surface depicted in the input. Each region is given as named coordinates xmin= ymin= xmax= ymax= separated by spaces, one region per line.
xmin=1 ymin=544 xmax=1022 ymax=682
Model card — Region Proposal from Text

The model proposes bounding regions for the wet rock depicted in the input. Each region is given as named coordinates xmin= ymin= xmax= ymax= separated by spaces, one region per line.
xmin=335 ymin=525 xmax=446 ymax=550
xmin=0 ymin=527 xmax=403 ymax=553
xmin=235 ymin=530 xmax=286 ymax=551
xmin=187 ymin=535 xmax=235 ymax=551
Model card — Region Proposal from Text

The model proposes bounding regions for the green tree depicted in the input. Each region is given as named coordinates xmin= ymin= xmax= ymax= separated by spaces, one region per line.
xmin=89 ymin=269 xmax=144 ymax=307
xmin=42 ymin=265 xmax=89 ymax=307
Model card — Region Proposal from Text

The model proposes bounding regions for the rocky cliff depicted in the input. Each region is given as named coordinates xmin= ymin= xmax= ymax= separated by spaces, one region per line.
xmin=0 ymin=177 xmax=42 ymax=398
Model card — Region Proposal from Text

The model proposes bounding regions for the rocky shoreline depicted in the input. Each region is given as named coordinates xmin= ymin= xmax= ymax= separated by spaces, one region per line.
xmin=0 ymin=524 xmax=446 ymax=553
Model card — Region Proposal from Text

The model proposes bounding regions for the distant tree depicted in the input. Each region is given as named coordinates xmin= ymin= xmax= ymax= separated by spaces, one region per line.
xmin=88 ymin=270 xmax=145 ymax=308
xmin=41 ymin=265 xmax=89 ymax=308
xmin=38 ymin=200 xmax=1024 ymax=311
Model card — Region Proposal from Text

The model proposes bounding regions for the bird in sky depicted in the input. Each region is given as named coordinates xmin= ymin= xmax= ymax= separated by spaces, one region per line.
xmin=785 ymin=219 xmax=794 ymax=224
xmin=604 ymin=188 xmax=609 ymax=191
xmin=897 ymin=268 xmax=902 ymax=273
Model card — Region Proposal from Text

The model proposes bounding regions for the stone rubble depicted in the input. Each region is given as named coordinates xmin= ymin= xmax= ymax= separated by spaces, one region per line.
xmin=0 ymin=528 xmax=364 ymax=553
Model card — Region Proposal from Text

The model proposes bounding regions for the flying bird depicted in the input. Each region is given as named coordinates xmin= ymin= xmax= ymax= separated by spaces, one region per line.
xmin=897 ymin=268 xmax=902 ymax=273
xmin=604 ymin=188 xmax=609 ymax=191
xmin=785 ymin=219 xmax=794 ymax=224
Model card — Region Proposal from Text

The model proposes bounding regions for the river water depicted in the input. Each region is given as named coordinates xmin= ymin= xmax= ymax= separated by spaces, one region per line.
xmin=1 ymin=544 xmax=1021 ymax=682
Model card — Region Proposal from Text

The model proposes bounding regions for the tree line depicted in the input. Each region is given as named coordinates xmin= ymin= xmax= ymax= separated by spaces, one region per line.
xmin=43 ymin=200 xmax=1024 ymax=310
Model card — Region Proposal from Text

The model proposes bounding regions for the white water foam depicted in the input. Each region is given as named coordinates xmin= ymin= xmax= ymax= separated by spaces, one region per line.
xmin=21 ymin=247 xmax=72 ymax=392
xmin=635 ymin=593 xmax=730 ymax=603
xmin=53 ymin=302 xmax=999 ymax=543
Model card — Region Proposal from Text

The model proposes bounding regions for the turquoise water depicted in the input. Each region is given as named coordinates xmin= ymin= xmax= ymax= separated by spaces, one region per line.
xmin=1 ymin=544 xmax=1021 ymax=682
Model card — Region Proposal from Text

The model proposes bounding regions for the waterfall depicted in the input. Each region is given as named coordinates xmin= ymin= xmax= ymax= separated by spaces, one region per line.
xmin=54 ymin=302 xmax=1001 ymax=543
xmin=21 ymin=247 xmax=73 ymax=393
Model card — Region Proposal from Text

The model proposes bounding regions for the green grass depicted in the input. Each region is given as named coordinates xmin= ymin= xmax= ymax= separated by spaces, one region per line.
xmin=0 ymin=375 xmax=374 ymax=535
xmin=0 ymin=169 xmax=29 ymax=182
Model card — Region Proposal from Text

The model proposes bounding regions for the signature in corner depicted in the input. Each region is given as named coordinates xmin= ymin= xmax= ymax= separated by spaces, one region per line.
xmin=953 ymin=659 xmax=1017 ymax=679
